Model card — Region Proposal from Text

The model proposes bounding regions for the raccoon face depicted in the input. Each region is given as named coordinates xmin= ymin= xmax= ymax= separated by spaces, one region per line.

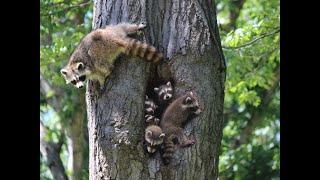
xmin=182 ymin=91 xmax=202 ymax=114
xmin=154 ymin=81 xmax=173 ymax=101
xmin=145 ymin=128 xmax=165 ymax=146
xmin=60 ymin=62 xmax=90 ymax=88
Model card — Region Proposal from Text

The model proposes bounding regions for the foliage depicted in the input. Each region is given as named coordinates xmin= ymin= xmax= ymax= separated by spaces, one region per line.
xmin=40 ymin=0 xmax=92 ymax=179
xmin=217 ymin=0 xmax=280 ymax=179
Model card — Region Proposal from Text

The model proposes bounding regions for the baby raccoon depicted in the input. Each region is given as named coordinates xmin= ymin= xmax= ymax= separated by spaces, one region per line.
xmin=60 ymin=22 xmax=164 ymax=89
xmin=145 ymin=95 xmax=158 ymax=116
xmin=160 ymin=91 xmax=202 ymax=164
xmin=145 ymin=125 xmax=165 ymax=153
xmin=145 ymin=95 xmax=160 ymax=125
xmin=154 ymin=81 xmax=173 ymax=104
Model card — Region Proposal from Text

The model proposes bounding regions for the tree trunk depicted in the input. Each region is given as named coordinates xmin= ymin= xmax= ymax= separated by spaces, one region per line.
xmin=86 ymin=0 xmax=225 ymax=179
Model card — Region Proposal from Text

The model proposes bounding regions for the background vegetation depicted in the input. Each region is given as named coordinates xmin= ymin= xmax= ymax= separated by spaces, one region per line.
xmin=40 ymin=0 xmax=279 ymax=179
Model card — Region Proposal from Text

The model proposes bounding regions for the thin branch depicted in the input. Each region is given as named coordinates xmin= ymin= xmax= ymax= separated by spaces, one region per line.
xmin=222 ymin=28 xmax=280 ymax=50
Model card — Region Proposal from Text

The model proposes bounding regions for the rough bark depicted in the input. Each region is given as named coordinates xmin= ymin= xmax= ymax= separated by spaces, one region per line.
xmin=86 ymin=0 xmax=225 ymax=179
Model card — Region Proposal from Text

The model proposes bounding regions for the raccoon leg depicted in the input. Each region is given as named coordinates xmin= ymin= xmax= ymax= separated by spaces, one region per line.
xmin=179 ymin=134 xmax=195 ymax=148
xmin=175 ymin=128 xmax=195 ymax=148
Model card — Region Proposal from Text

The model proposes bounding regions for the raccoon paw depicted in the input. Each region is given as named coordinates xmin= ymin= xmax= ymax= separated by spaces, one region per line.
xmin=181 ymin=138 xmax=196 ymax=147
xmin=138 ymin=22 xmax=147 ymax=30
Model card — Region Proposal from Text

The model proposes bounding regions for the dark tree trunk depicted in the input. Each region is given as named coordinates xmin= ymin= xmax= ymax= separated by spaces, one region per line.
xmin=86 ymin=0 xmax=226 ymax=179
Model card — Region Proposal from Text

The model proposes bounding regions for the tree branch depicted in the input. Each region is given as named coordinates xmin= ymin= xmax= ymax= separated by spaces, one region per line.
xmin=222 ymin=28 xmax=280 ymax=50
xmin=40 ymin=121 xmax=69 ymax=180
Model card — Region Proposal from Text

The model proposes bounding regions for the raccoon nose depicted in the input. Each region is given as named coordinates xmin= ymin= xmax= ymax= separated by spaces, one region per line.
xmin=78 ymin=85 xmax=84 ymax=88
xmin=164 ymin=95 xmax=170 ymax=100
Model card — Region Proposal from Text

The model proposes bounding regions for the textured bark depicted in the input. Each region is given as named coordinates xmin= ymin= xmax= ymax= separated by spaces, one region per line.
xmin=86 ymin=0 xmax=225 ymax=179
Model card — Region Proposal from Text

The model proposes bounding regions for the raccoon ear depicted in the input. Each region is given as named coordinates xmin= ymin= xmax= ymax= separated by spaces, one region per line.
xmin=77 ymin=62 xmax=85 ymax=71
xmin=166 ymin=81 xmax=171 ymax=86
xmin=185 ymin=97 xmax=192 ymax=104
xmin=159 ymin=133 xmax=165 ymax=138
xmin=154 ymin=87 xmax=159 ymax=92
xmin=60 ymin=69 xmax=67 ymax=76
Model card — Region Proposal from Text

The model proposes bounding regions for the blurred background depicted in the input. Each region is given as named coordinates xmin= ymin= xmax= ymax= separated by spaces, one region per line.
xmin=40 ymin=0 xmax=279 ymax=179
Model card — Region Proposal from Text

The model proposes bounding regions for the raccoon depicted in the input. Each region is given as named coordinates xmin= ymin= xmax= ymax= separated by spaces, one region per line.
xmin=160 ymin=91 xmax=202 ymax=164
xmin=154 ymin=81 xmax=174 ymax=104
xmin=145 ymin=125 xmax=165 ymax=153
xmin=60 ymin=22 xmax=164 ymax=89
xmin=145 ymin=95 xmax=158 ymax=116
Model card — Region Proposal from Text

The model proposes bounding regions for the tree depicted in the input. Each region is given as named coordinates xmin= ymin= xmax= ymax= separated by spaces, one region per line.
xmin=86 ymin=0 xmax=226 ymax=179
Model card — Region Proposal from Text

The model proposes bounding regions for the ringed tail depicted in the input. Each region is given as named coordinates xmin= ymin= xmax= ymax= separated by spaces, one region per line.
xmin=125 ymin=39 xmax=164 ymax=63
xmin=162 ymin=136 xmax=176 ymax=164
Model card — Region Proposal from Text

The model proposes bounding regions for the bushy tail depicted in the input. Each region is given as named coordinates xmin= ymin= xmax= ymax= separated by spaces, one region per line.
xmin=162 ymin=135 xmax=176 ymax=165
xmin=124 ymin=38 xmax=164 ymax=63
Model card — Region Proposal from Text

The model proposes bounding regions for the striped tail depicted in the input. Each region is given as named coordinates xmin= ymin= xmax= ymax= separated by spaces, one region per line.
xmin=162 ymin=135 xmax=176 ymax=165
xmin=124 ymin=38 xmax=164 ymax=63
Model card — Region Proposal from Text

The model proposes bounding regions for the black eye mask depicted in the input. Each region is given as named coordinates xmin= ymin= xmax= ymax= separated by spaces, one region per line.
xmin=79 ymin=75 xmax=86 ymax=82
xmin=71 ymin=80 xmax=77 ymax=85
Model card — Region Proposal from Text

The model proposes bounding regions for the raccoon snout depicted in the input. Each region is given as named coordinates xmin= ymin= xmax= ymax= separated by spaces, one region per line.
xmin=76 ymin=82 xmax=84 ymax=88
xmin=194 ymin=106 xmax=202 ymax=115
